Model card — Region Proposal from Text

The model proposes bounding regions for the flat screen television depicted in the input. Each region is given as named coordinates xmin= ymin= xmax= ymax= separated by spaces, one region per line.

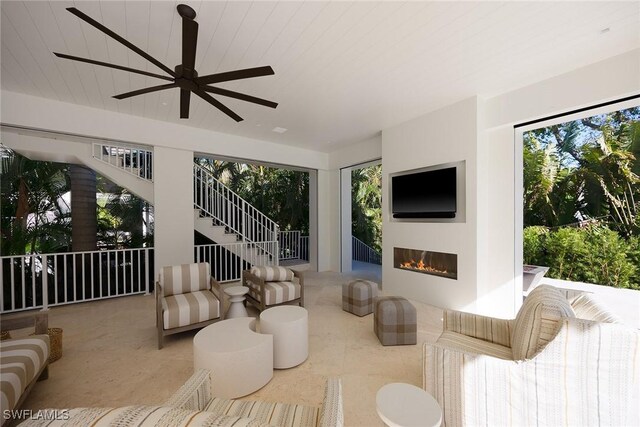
xmin=391 ymin=167 xmax=457 ymax=218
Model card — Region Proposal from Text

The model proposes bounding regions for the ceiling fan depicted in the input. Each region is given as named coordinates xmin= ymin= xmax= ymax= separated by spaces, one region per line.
xmin=54 ymin=4 xmax=277 ymax=122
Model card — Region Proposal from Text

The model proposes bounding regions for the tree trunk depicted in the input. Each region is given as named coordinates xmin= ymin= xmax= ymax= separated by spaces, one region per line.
xmin=70 ymin=165 xmax=97 ymax=252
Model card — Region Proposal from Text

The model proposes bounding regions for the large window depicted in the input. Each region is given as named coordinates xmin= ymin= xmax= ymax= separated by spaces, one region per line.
xmin=523 ymin=107 xmax=640 ymax=289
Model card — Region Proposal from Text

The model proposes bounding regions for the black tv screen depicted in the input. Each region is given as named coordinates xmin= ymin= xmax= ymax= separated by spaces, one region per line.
xmin=392 ymin=167 xmax=456 ymax=218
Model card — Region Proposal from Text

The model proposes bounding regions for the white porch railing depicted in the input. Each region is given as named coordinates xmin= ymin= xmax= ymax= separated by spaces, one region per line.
xmin=194 ymin=241 xmax=279 ymax=283
xmin=1 ymin=248 xmax=153 ymax=314
xmin=92 ymin=143 xmax=153 ymax=181
xmin=193 ymin=164 xmax=279 ymax=246
xmin=278 ymin=231 xmax=301 ymax=260
xmin=299 ymin=236 xmax=309 ymax=261
xmin=352 ymin=236 xmax=382 ymax=265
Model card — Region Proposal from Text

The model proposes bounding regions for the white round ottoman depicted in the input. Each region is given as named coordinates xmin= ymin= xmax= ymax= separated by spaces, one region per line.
xmin=259 ymin=306 xmax=308 ymax=369
xmin=224 ymin=285 xmax=249 ymax=318
xmin=193 ymin=317 xmax=273 ymax=398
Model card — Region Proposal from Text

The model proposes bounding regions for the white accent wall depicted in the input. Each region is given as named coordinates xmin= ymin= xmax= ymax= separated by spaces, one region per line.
xmin=382 ymin=97 xmax=482 ymax=312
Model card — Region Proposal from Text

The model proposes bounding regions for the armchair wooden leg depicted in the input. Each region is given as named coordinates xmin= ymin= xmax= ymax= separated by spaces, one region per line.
xmin=37 ymin=365 xmax=49 ymax=381
xmin=158 ymin=327 xmax=164 ymax=350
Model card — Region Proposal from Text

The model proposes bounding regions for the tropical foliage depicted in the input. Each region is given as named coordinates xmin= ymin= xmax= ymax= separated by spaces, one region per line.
xmin=1 ymin=147 xmax=71 ymax=255
xmin=351 ymin=164 xmax=382 ymax=253
xmin=1 ymin=147 xmax=151 ymax=255
xmin=195 ymin=158 xmax=309 ymax=234
xmin=523 ymin=107 xmax=640 ymax=288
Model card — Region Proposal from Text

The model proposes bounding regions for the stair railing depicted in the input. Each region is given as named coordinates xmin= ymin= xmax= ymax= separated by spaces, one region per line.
xmin=193 ymin=165 xmax=280 ymax=254
xmin=92 ymin=143 xmax=153 ymax=181
xmin=352 ymin=236 xmax=382 ymax=265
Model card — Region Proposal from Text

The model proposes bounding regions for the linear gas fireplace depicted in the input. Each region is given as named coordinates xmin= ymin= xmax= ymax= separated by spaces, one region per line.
xmin=394 ymin=247 xmax=457 ymax=280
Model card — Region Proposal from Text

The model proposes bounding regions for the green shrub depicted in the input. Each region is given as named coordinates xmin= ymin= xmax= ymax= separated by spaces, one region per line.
xmin=523 ymin=224 xmax=639 ymax=289
xmin=523 ymin=226 xmax=548 ymax=266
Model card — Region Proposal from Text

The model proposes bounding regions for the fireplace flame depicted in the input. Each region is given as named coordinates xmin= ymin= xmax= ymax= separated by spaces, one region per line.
xmin=400 ymin=259 xmax=448 ymax=274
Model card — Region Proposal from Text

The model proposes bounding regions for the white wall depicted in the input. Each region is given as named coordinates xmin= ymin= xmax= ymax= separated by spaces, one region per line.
xmin=382 ymin=97 xmax=482 ymax=312
xmin=153 ymin=146 xmax=195 ymax=275
xmin=379 ymin=49 xmax=640 ymax=318
xmin=479 ymin=48 xmax=640 ymax=316
xmin=328 ymin=134 xmax=382 ymax=170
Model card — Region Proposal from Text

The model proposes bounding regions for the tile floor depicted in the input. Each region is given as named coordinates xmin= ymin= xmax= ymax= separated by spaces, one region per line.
xmin=21 ymin=270 xmax=444 ymax=426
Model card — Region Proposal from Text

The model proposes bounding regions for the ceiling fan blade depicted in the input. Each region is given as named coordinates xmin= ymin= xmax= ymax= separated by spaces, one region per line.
xmin=195 ymin=66 xmax=274 ymax=85
xmin=66 ymin=7 xmax=175 ymax=78
xmin=182 ymin=18 xmax=198 ymax=77
xmin=113 ymin=83 xmax=178 ymax=100
xmin=201 ymin=86 xmax=277 ymax=109
xmin=54 ymin=53 xmax=174 ymax=82
xmin=180 ymin=89 xmax=191 ymax=119
xmin=194 ymin=90 xmax=243 ymax=122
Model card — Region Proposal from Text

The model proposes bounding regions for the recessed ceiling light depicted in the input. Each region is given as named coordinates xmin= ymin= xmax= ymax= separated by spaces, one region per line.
xmin=272 ymin=127 xmax=287 ymax=133
xmin=161 ymin=102 xmax=168 ymax=106
xmin=256 ymin=124 xmax=262 ymax=127
xmin=600 ymin=27 xmax=610 ymax=34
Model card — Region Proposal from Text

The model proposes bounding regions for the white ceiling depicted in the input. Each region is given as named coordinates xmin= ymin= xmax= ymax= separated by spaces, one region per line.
xmin=1 ymin=1 xmax=639 ymax=152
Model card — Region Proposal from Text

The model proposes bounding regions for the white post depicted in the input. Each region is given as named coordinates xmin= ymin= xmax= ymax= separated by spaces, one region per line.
xmin=42 ymin=255 xmax=48 ymax=310
xmin=153 ymin=146 xmax=195 ymax=278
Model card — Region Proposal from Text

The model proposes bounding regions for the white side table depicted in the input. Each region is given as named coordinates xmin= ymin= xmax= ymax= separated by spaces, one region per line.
xmin=193 ymin=318 xmax=273 ymax=398
xmin=259 ymin=305 xmax=308 ymax=369
xmin=376 ymin=383 xmax=442 ymax=427
xmin=224 ymin=286 xmax=249 ymax=318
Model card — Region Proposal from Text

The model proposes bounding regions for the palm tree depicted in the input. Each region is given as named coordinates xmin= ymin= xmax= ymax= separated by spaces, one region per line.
xmin=1 ymin=147 xmax=71 ymax=255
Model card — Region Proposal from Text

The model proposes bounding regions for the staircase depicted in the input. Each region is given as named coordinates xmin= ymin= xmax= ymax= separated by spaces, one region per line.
xmin=3 ymin=131 xmax=284 ymax=269
xmin=193 ymin=164 xmax=279 ymax=263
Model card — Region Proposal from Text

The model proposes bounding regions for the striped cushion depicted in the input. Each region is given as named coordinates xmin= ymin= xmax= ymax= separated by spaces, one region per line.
xmin=160 ymin=263 xmax=210 ymax=296
xmin=444 ymin=310 xmax=513 ymax=348
xmin=250 ymin=266 xmax=294 ymax=282
xmin=374 ymin=297 xmax=417 ymax=346
xmin=511 ymin=285 xmax=575 ymax=360
xmin=204 ymin=397 xmax=319 ymax=427
xmin=162 ymin=290 xmax=220 ymax=330
xmin=0 ymin=336 xmax=49 ymax=412
xmin=17 ymin=406 xmax=270 ymax=426
xmin=342 ymin=280 xmax=378 ymax=317
xmin=570 ymin=293 xmax=623 ymax=324
xmin=246 ymin=280 xmax=301 ymax=306
xmin=436 ymin=331 xmax=513 ymax=360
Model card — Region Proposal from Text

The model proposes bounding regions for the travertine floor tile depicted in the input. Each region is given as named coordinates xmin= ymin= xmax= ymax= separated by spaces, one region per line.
xmin=20 ymin=271 xmax=443 ymax=426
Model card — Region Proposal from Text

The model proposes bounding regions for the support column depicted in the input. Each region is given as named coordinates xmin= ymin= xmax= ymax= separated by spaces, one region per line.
xmin=340 ymin=168 xmax=352 ymax=272
xmin=308 ymin=170 xmax=318 ymax=271
xmin=153 ymin=146 xmax=194 ymax=278
xmin=316 ymin=169 xmax=340 ymax=272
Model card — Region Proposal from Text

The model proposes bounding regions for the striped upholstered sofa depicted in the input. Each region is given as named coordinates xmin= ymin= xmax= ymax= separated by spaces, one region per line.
xmin=423 ymin=285 xmax=640 ymax=426
xmin=0 ymin=310 xmax=50 ymax=425
xmin=19 ymin=369 xmax=343 ymax=427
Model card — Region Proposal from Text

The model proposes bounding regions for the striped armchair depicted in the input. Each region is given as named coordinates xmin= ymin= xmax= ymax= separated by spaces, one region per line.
xmin=423 ymin=285 xmax=640 ymax=426
xmin=242 ymin=266 xmax=304 ymax=312
xmin=156 ymin=263 xmax=223 ymax=349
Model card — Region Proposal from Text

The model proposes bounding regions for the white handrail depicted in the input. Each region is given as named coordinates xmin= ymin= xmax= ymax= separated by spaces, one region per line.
xmin=0 ymin=248 xmax=153 ymax=314
xmin=193 ymin=164 xmax=279 ymax=245
xmin=352 ymin=236 xmax=382 ymax=265
xmin=92 ymin=143 xmax=154 ymax=181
